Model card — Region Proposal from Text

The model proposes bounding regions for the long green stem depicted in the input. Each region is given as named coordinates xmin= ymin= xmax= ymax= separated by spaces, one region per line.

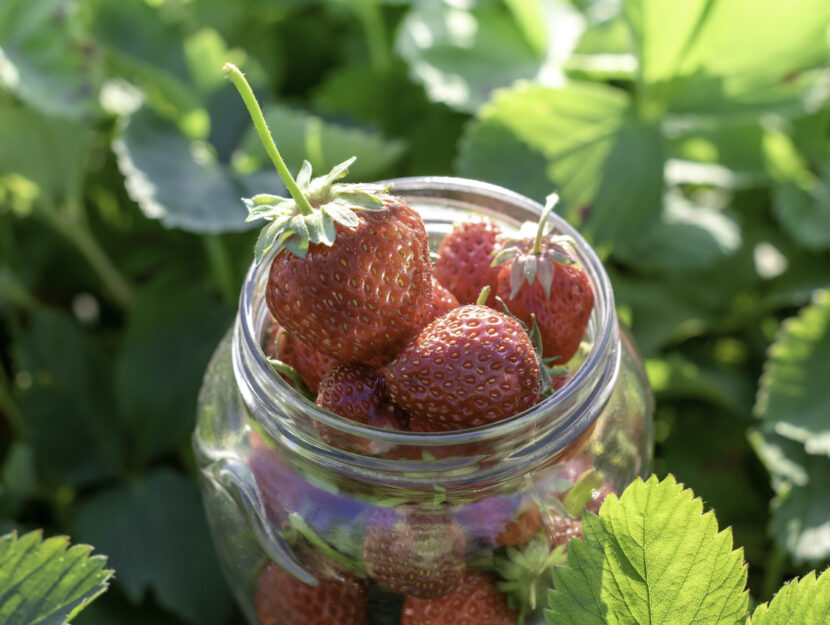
xmin=533 ymin=192 xmax=559 ymax=255
xmin=355 ymin=1 xmax=390 ymax=70
xmin=224 ymin=63 xmax=313 ymax=216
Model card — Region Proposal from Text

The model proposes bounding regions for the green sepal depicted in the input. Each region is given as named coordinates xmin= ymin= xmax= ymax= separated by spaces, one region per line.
xmin=480 ymin=533 xmax=567 ymax=623
xmin=491 ymin=244 xmax=521 ymax=268
xmin=286 ymin=513 xmax=366 ymax=577
xmin=243 ymin=156 xmax=391 ymax=261
xmin=323 ymin=200 xmax=361 ymax=227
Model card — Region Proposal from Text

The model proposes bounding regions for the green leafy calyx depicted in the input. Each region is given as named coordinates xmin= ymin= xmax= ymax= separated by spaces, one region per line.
xmin=492 ymin=193 xmax=578 ymax=299
xmin=246 ymin=157 xmax=390 ymax=263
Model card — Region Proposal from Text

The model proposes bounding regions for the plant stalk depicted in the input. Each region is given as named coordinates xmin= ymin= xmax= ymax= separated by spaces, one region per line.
xmin=533 ymin=193 xmax=559 ymax=255
xmin=224 ymin=63 xmax=314 ymax=216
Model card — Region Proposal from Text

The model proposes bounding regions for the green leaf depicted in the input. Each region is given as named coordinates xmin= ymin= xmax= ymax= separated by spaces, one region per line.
xmin=772 ymin=174 xmax=830 ymax=252
xmin=755 ymin=289 xmax=830 ymax=456
xmin=0 ymin=0 xmax=101 ymax=118
xmin=756 ymin=431 xmax=830 ymax=564
xmin=615 ymin=191 xmax=742 ymax=272
xmin=457 ymin=82 xmax=664 ymax=247
xmin=115 ymin=277 xmax=232 ymax=469
xmin=73 ymin=469 xmax=233 ymax=625
xmin=0 ymin=101 xmax=93 ymax=202
xmin=304 ymin=210 xmax=336 ymax=246
xmin=114 ymin=107 xmax=282 ymax=233
xmin=547 ymin=475 xmax=748 ymax=625
xmin=625 ymin=0 xmax=830 ymax=117
xmin=323 ymin=201 xmax=361 ymax=228
xmin=749 ymin=569 xmax=830 ymax=624
xmin=13 ymin=310 xmax=124 ymax=487
xmin=242 ymin=104 xmax=405 ymax=181
xmin=0 ymin=530 xmax=112 ymax=624
xmin=395 ymin=1 xmax=546 ymax=113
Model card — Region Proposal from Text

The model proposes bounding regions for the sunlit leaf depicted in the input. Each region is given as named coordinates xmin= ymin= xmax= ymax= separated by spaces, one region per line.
xmin=749 ymin=568 xmax=830 ymax=624
xmin=547 ymin=475 xmax=748 ymax=625
xmin=624 ymin=0 xmax=830 ymax=117
xmin=458 ymin=82 xmax=664 ymax=247
xmin=396 ymin=1 xmax=545 ymax=112
xmin=0 ymin=530 xmax=112 ymax=625
xmin=755 ymin=289 xmax=830 ymax=456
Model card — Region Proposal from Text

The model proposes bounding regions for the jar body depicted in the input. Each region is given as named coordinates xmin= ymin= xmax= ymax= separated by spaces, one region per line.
xmin=194 ymin=178 xmax=654 ymax=625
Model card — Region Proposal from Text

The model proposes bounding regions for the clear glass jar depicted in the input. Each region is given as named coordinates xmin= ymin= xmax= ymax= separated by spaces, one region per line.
xmin=194 ymin=177 xmax=654 ymax=625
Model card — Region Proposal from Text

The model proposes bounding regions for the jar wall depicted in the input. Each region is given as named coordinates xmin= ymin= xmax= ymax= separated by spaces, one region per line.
xmin=194 ymin=178 xmax=655 ymax=625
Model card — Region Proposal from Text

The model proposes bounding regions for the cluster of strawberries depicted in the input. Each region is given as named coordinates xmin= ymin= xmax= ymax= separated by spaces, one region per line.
xmin=250 ymin=437 xmax=610 ymax=625
xmin=223 ymin=63 xmax=598 ymax=625
xmin=264 ymin=194 xmax=593 ymax=444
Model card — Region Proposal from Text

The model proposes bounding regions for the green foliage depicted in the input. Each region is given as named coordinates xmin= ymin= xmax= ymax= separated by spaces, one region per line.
xmin=749 ymin=568 xmax=830 ymax=624
xmin=547 ymin=475 xmax=748 ymax=625
xmin=0 ymin=530 xmax=112 ymax=624
xmin=0 ymin=0 xmax=829 ymax=621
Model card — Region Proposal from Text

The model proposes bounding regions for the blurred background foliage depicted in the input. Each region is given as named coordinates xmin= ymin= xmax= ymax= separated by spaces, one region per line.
xmin=0 ymin=0 xmax=828 ymax=622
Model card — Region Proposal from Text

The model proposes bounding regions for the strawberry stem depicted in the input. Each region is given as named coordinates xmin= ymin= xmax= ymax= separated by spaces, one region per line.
xmin=224 ymin=63 xmax=314 ymax=216
xmin=532 ymin=193 xmax=559 ymax=255
xmin=476 ymin=285 xmax=491 ymax=306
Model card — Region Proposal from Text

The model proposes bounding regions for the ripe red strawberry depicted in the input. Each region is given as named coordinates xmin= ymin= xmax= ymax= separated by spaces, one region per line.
xmin=267 ymin=194 xmax=432 ymax=365
xmin=383 ymin=303 xmax=540 ymax=431
xmin=225 ymin=63 xmax=432 ymax=366
xmin=584 ymin=482 xmax=613 ymax=515
xmin=362 ymin=507 xmax=466 ymax=598
xmin=266 ymin=322 xmax=338 ymax=394
xmin=456 ymin=495 xmax=542 ymax=547
xmin=434 ymin=218 xmax=503 ymax=306
xmin=493 ymin=194 xmax=593 ymax=364
xmin=401 ymin=571 xmax=516 ymax=625
xmin=425 ymin=277 xmax=459 ymax=323
xmin=315 ymin=363 xmax=407 ymax=454
xmin=255 ymin=561 xmax=368 ymax=625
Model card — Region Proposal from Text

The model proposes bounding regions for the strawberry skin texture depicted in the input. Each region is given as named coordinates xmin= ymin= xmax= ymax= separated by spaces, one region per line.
xmin=496 ymin=260 xmax=593 ymax=363
xmin=425 ymin=277 xmax=459 ymax=324
xmin=401 ymin=571 xmax=516 ymax=625
xmin=266 ymin=323 xmax=338 ymax=394
xmin=255 ymin=561 xmax=368 ymax=625
xmin=384 ymin=305 xmax=540 ymax=431
xmin=315 ymin=363 xmax=407 ymax=454
xmin=266 ymin=196 xmax=432 ymax=364
xmin=548 ymin=515 xmax=583 ymax=549
xmin=362 ymin=507 xmax=466 ymax=599
xmin=434 ymin=218 xmax=503 ymax=306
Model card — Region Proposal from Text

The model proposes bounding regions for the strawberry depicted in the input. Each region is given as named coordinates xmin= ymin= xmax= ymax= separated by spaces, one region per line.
xmin=225 ymin=64 xmax=432 ymax=366
xmin=401 ymin=571 xmax=516 ymax=625
xmin=383 ymin=297 xmax=541 ymax=431
xmin=255 ymin=561 xmax=368 ymax=625
xmin=584 ymin=482 xmax=613 ymax=515
xmin=434 ymin=218 xmax=503 ymax=306
xmin=492 ymin=194 xmax=593 ymax=364
xmin=315 ymin=363 xmax=407 ymax=454
xmin=425 ymin=277 xmax=459 ymax=323
xmin=266 ymin=322 xmax=338 ymax=394
xmin=456 ymin=496 xmax=541 ymax=547
xmin=547 ymin=515 xmax=583 ymax=549
xmin=362 ymin=507 xmax=466 ymax=598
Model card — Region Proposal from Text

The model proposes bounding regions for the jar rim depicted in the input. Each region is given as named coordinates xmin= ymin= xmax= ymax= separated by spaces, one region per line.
xmin=232 ymin=176 xmax=620 ymax=461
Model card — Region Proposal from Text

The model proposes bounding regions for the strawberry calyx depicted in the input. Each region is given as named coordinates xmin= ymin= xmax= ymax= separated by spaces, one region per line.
xmin=491 ymin=193 xmax=579 ymax=299
xmin=224 ymin=63 xmax=390 ymax=263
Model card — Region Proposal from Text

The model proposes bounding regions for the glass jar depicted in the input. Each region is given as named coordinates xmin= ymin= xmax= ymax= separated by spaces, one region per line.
xmin=194 ymin=177 xmax=654 ymax=625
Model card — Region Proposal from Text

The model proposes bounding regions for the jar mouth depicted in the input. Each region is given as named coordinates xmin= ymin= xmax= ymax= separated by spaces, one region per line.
xmin=232 ymin=177 xmax=619 ymax=464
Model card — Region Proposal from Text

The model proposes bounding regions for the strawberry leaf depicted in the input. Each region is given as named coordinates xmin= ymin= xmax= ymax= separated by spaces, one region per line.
xmin=323 ymin=201 xmax=362 ymax=228
xmin=755 ymin=289 xmax=830 ymax=456
xmin=547 ymin=475 xmax=748 ymax=625
xmin=0 ymin=530 xmax=112 ymax=625
xmin=748 ymin=568 xmax=830 ymax=624
xmin=304 ymin=210 xmax=336 ymax=247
